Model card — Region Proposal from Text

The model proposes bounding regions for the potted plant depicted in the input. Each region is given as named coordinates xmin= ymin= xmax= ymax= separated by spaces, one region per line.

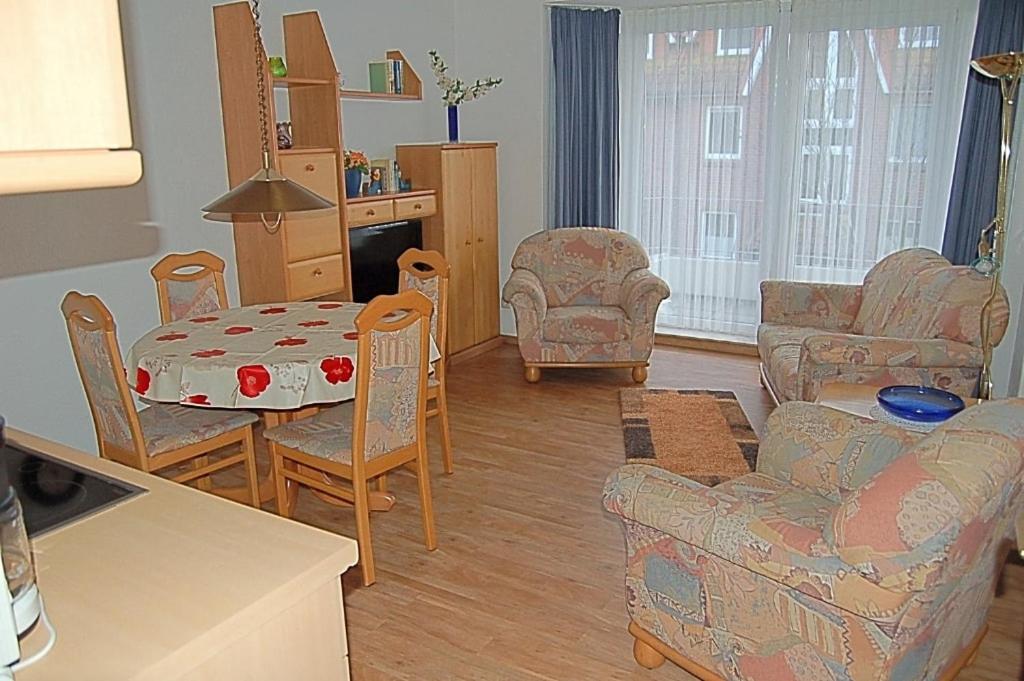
xmin=428 ymin=51 xmax=502 ymax=143
xmin=343 ymin=149 xmax=369 ymax=199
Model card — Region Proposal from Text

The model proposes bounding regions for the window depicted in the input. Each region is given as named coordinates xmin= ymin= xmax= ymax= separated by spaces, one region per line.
xmin=716 ymin=28 xmax=754 ymax=56
xmin=704 ymin=106 xmax=743 ymax=160
xmin=889 ymin=104 xmax=930 ymax=162
xmin=880 ymin=217 xmax=921 ymax=256
xmin=899 ymin=26 xmax=940 ymax=48
xmin=700 ymin=212 xmax=738 ymax=259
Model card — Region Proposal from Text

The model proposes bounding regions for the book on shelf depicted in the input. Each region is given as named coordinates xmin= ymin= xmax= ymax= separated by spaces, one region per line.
xmin=367 ymin=57 xmax=404 ymax=94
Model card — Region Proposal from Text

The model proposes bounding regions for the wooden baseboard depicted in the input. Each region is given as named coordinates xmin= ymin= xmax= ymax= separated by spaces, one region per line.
xmin=448 ymin=336 xmax=505 ymax=366
xmin=654 ymin=333 xmax=758 ymax=357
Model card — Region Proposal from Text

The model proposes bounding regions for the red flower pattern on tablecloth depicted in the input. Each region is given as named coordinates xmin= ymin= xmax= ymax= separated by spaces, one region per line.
xmin=342 ymin=332 xmax=359 ymax=341
xmin=318 ymin=303 xmax=344 ymax=309
xmin=190 ymin=316 xmax=219 ymax=323
xmin=260 ymin=307 xmax=288 ymax=315
xmin=136 ymin=368 xmax=151 ymax=395
xmin=156 ymin=332 xmax=188 ymax=341
xmin=298 ymin=320 xmax=329 ymax=328
xmin=192 ymin=349 xmax=227 ymax=358
xmin=275 ymin=338 xmax=308 ymax=347
xmin=320 ymin=356 xmax=354 ymax=385
xmin=237 ymin=365 xmax=271 ymax=398
xmin=185 ymin=394 xmax=210 ymax=405
xmin=224 ymin=326 xmax=254 ymax=335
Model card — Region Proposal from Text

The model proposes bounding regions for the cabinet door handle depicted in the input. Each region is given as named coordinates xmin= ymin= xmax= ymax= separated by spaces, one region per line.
xmin=305 ymin=164 xmax=315 ymax=172
xmin=464 ymin=239 xmax=472 ymax=246
xmin=312 ymin=268 xmax=323 ymax=277
xmin=477 ymin=237 xmax=484 ymax=243
xmin=413 ymin=203 xmax=423 ymax=210
xmin=366 ymin=209 xmax=376 ymax=216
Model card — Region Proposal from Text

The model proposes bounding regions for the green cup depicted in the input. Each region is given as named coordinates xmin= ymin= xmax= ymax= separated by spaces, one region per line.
xmin=269 ymin=56 xmax=287 ymax=78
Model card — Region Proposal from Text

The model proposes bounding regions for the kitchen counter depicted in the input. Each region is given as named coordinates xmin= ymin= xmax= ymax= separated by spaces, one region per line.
xmin=7 ymin=428 xmax=358 ymax=681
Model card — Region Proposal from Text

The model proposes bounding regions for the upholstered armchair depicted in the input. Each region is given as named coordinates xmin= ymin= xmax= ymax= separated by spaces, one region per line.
xmin=603 ymin=399 xmax=1024 ymax=681
xmin=502 ymin=228 xmax=669 ymax=383
xmin=758 ymin=248 xmax=1009 ymax=402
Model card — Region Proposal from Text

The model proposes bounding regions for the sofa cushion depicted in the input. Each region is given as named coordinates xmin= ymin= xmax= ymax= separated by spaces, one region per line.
xmin=542 ymin=305 xmax=629 ymax=344
xmin=511 ymin=228 xmax=649 ymax=307
xmin=756 ymin=324 xmax=819 ymax=362
xmin=853 ymin=249 xmax=949 ymax=336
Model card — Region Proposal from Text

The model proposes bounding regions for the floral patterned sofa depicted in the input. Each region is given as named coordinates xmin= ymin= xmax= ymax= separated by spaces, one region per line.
xmin=603 ymin=399 xmax=1024 ymax=681
xmin=502 ymin=228 xmax=669 ymax=383
xmin=758 ymin=248 xmax=1009 ymax=402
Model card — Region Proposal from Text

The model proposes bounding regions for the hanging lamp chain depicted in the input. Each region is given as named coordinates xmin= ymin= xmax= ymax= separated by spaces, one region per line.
xmin=251 ymin=0 xmax=271 ymax=168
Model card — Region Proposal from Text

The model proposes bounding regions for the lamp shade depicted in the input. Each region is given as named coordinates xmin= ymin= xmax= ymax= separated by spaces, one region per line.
xmin=202 ymin=165 xmax=335 ymax=221
xmin=971 ymin=51 xmax=1024 ymax=80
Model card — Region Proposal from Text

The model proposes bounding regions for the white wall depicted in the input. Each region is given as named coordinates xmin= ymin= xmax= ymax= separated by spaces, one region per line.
xmin=0 ymin=0 xmax=547 ymax=451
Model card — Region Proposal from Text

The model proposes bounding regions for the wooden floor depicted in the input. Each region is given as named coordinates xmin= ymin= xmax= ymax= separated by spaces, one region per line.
xmin=232 ymin=343 xmax=1023 ymax=680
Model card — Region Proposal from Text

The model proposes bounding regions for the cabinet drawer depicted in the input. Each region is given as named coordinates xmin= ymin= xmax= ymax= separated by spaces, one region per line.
xmin=279 ymin=153 xmax=339 ymax=201
xmin=287 ymin=255 xmax=345 ymax=300
xmin=394 ymin=195 xmax=436 ymax=220
xmin=284 ymin=212 xmax=342 ymax=263
xmin=346 ymin=200 xmax=394 ymax=228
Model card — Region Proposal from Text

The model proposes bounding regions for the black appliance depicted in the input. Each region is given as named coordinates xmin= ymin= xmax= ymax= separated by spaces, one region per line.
xmin=349 ymin=220 xmax=422 ymax=303
xmin=1 ymin=440 xmax=145 ymax=539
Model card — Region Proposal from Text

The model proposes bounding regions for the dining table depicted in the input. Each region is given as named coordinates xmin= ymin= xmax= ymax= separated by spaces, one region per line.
xmin=126 ymin=300 xmax=440 ymax=507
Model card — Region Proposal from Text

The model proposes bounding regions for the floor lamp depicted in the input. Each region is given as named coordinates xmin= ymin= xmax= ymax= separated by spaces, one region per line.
xmin=971 ymin=52 xmax=1024 ymax=400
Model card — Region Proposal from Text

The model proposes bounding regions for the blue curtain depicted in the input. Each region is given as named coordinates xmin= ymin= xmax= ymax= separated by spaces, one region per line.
xmin=549 ymin=7 xmax=620 ymax=228
xmin=942 ymin=0 xmax=1024 ymax=265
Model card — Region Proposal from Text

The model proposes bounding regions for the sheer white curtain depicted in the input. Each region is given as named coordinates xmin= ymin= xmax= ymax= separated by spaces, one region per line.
xmin=619 ymin=0 xmax=978 ymax=340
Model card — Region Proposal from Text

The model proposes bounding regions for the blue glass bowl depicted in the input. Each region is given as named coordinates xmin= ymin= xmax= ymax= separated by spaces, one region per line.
xmin=876 ymin=386 xmax=965 ymax=423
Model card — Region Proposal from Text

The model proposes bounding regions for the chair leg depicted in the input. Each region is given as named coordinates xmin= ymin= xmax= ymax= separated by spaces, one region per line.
xmin=436 ymin=387 xmax=454 ymax=475
xmin=414 ymin=442 xmax=438 ymax=551
xmin=376 ymin=474 xmax=388 ymax=494
xmin=352 ymin=475 xmax=376 ymax=586
xmin=270 ymin=444 xmax=291 ymax=518
xmin=193 ymin=456 xmax=212 ymax=491
xmin=241 ymin=427 xmax=260 ymax=508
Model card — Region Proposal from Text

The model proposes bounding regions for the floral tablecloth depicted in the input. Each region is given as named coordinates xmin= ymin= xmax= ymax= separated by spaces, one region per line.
xmin=125 ymin=302 xmax=439 ymax=410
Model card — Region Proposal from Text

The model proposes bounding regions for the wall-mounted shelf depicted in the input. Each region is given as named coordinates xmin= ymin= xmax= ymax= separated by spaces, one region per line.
xmin=341 ymin=50 xmax=422 ymax=101
xmin=272 ymin=76 xmax=333 ymax=88
xmin=277 ymin=146 xmax=335 ymax=156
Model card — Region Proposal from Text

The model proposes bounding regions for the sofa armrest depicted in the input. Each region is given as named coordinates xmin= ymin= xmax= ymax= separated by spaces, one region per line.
xmin=760 ymin=280 xmax=861 ymax=331
xmin=502 ymin=269 xmax=547 ymax=318
xmin=621 ymin=269 xmax=670 ymax=324
xmin=758 ymin=402 xmax=923 ymax=502
xmin=801 ymin=334 xmax=983 ymax=369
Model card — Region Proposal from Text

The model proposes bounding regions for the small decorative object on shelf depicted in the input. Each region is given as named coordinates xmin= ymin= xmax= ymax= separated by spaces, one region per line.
xmin=343 ymin=149 xmax=369 ymax=199
xmin=276 ymin=121 xmax=292 ymax=150
xmin=428 ymin=50 xmax=502 ymax=143
xmin=268 ymin=55 xmax=287 ymax=77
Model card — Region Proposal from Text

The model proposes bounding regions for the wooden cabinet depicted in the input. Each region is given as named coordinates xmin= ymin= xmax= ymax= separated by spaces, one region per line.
xmin=397 ymin=143 xmax=500 ymax=356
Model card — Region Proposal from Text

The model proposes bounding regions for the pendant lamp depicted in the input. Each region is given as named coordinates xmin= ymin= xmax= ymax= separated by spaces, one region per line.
xmin=202 ymin=0 xmax=334 ymax=232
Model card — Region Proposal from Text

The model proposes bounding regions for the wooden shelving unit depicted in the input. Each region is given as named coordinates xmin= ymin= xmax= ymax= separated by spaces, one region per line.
xmin=277 ymin=146 xmax=335 ymax=156
xmin=339 ymin=50 xmax=422 ymax=101
xmin=272 ymin=76 xmax=332 ymax=88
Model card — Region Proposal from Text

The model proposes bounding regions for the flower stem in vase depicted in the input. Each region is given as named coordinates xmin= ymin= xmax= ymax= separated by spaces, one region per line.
xmin=447 ymin=105 xmax=459 ymax=143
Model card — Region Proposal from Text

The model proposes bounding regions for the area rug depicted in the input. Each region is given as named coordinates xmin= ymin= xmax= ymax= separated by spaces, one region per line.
xmin=619 ymin=389 xmax=758 ymax=486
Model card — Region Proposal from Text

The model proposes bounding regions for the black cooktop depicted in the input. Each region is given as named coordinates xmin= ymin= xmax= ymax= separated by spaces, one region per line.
xmin=2 ymin=442 xmax=146 ymax=538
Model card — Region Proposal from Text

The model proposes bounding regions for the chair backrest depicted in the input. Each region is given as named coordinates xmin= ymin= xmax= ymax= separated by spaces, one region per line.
xmin=853 ymin=248 xmax=1009 ymax=346
xmin=511 ymin=227 xmax=650 ymax=307
xmin=150 ymin=251 xmax=228 ymax=323
xmin=397 ymin=248 xmax=449 ymax=363
xmin=832 ymin=399 xmax=1024 ymax=598
xmin=60 ymin=292 xmax=147 ymax=469
xmin=350 ymin=290 xmax=432 ymax=468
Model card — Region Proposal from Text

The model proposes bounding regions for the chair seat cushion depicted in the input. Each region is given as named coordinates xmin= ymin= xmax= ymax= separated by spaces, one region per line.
xmin=542 ymin=305 xmax=629 ymax=344
xmin=263 ymin=403 xmax=363 ymax=465
xmin=139 ymin=404 xmax=257 ymax=456
xmin=714 ymin=473 xmax=837 ymax=534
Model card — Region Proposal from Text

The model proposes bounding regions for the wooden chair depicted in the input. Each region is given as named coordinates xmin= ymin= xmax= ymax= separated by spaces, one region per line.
xmin=61 ymin=292 xmax=260 ymax=506
xmin=397 ymin=248 xmax=454 ymax=474
xmin=150 ymin=251 xmax=229 ymax=323
xmin=263 ymin=290 xmax=436 ymax=586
